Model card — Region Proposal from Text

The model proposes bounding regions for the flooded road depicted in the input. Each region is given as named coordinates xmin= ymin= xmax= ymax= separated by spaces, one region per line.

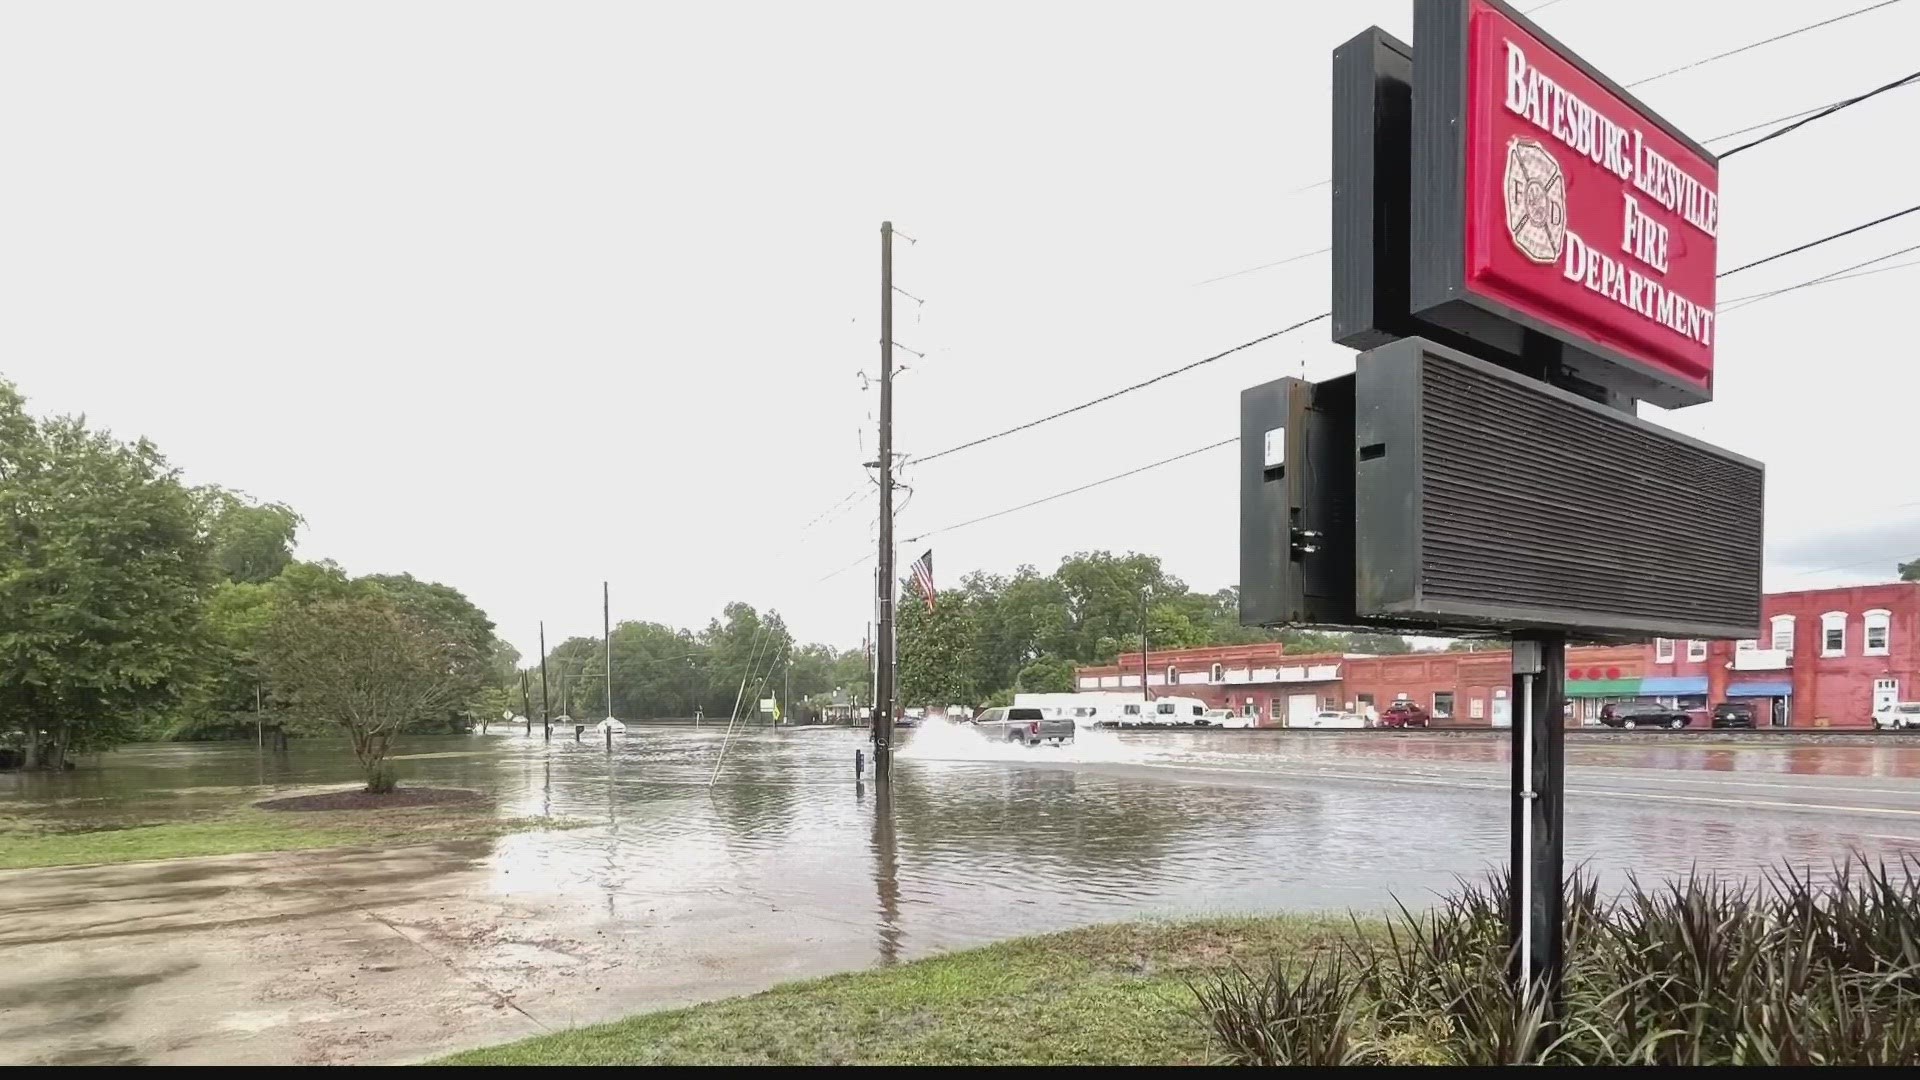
xmin=5 ymin=724 xmax=1920 ymax=1063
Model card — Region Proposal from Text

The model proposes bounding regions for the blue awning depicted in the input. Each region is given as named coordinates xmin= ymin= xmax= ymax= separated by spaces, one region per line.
xmin=1640 ymin=676 xmax=1709 ymax=695
xmin=1728 ymin=681 xmax=1792 ymax=697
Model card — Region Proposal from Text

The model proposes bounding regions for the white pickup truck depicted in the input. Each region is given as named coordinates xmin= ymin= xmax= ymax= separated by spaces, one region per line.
xmin=973 ymin=706 xmax=1076 ymax=746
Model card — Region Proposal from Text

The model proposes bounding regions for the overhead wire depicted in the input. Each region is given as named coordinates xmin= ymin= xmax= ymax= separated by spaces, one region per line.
xmin=1717 ymin=68 xmax=1920 ymax=157
xmin=878 ymin=231 xmax=1920 ymax=555
xmin=1624 ymin=0 xmax=1909 ymax=88
xmin=902 ymin=438 xmax=1235 ymax=544
xmin=911 ymin=313 xmax=1328 ymax=466
xmin=1200 ymin=6 xmax=1918 ymax=287
xmin=1718 ymin=203 xmax=1920 ymax=278
xmin=1719 ymin=242 xmax=1920 ymax=311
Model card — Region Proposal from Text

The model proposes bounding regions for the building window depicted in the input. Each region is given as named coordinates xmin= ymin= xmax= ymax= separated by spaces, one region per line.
xmin=1433 ymin=691 xmax=1455 ymax=719
xmin=1654 ymin=638 xmax=1675 ymax=663
xmin=1771 ymin=614 xmax=1795 ymax=653
xmin=1686 ymin=639 xmax=1707 ymax=662
xmin=1357 ymin=692 xmax=1375 ymax=707
xmin=1166 ymin=664 xmax=1178 ymax=685
xmin=1821 ymin=611 xmax=1846 ymax=657
xmin=1243 ymin=698 xmax=1256 ymax=717
xmin=1865 ymin=609 xmax=1892 ymax=657
xmin=1209 ymin=663 xmax=1224 ymax=683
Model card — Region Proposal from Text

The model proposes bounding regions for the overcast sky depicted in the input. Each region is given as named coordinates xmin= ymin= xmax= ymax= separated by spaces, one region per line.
xmin=4 ymin=0 xmax=1917 ymax=658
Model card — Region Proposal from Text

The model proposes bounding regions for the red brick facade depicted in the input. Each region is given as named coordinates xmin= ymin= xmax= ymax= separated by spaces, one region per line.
xmin=1073 ymin=583 xmax=1920 ymax=729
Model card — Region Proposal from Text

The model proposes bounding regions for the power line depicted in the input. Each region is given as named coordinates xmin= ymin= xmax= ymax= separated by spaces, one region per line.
xmin=903 ymin=438 xmax=1234 ymax=544
xmin=1720 ymin=243 xmax=1920 ymax=311
xmin=913 ymin=205 xmax=1920 ymax=477
xmin=1624 ymin=0 xmax=1909 ymax=89
xmin=1719 ymin=68 xmax=1920 ymax=158
xmin=1191 ymin=246 xmax=1330 ymax=287
xmin=911 ymin=312 xmax=1328 ymax=465
xmin=1718 ymin=203 xmax=1920 ymax=278
xmin=889 ymin=230 xmax=1920 ymax=555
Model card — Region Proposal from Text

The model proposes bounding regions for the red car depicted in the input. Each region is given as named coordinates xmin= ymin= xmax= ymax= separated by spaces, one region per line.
xmin=1380 ymin=701 xmax=1431 ymax=728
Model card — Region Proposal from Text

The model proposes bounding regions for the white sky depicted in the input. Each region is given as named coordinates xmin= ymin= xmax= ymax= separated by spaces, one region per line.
xmin=4 ymin=0 xmax=1918 ymax=658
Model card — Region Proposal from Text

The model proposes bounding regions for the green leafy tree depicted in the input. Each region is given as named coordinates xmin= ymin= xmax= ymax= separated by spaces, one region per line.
xmin=898 ymin=591 xmax=976 ymax=706
xmin=0 ymin=381 xmax=214 ymax=767
xmin=195 ymin=487 xmax=303 ymax=584
xmin=1015 ymin=656 xmax=1075 ymax=694
xmin=259 ymin=596 xmax=466 ymax=791
xmin=359 ymin=572 xmax=503 ymax=729
xmin=1901 ymin=560 xmax=1920 ymax=582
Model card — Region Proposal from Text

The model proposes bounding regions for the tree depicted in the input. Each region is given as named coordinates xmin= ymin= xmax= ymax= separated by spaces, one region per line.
xmin=1016 ymin=656 xmax=1075 ymax=694
xmin=0 ymin=381 xmax=214 ymax=767
xmin=359 ymin=572 xmax=504 ymax=729
xmin=196 ymin=487 xmax=302 ymax=584
xmin=259 ymin=596 xmax=466 ymax=791
xmin=898 ymin=591 xmax=976 ymax=706
xmin=1901 ymin=560 xmax=1920 ymax=582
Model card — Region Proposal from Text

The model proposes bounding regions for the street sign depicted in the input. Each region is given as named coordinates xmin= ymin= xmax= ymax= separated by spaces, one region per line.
xmin=1409 ymin=0 xmax=1719 ymax=407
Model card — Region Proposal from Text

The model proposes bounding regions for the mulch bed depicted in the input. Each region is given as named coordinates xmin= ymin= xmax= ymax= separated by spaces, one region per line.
xmin=255 ymin=787 xmax=486 ymax=812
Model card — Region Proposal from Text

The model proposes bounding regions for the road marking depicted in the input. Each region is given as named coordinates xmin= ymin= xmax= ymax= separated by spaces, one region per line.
xmin=1179 ymin=763 xmax=1920 ymax=819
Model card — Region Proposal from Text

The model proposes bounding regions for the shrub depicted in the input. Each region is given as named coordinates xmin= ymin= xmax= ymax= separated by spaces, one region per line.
xmin=366 ymin=762 xmax=400 ymax=794
xmin=1197 ymin=856 xmax=1920 ymax=1066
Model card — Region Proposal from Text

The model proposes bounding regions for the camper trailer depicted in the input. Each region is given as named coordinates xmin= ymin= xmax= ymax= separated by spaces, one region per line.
xmin=1013 ymin=691 xmax=1146 ymax=729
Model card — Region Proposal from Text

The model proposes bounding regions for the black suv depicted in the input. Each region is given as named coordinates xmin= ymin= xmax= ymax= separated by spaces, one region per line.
xmin=1710 ymin=702 xmax=1757 ymax=729
xmin=1599 ymin=701 xmax=1691 ymax=729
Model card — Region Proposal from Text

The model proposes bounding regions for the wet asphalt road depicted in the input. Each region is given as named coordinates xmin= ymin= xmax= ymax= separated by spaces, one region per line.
xmin=4 ymin=725 xmax=1920 ymax=1064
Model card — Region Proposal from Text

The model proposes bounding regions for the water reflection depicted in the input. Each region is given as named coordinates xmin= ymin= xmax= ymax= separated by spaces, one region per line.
xmin=871 ymin=783 xmax=902 ymax=964
xmin=8 ymin=728 xmax=1920 ymax=966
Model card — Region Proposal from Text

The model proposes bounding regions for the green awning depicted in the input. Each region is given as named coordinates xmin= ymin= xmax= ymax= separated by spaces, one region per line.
xmin=1565 ymin=678 xmax=1642 ymax=697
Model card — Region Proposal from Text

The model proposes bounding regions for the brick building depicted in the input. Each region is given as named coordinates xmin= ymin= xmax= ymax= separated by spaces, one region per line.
xmin=1071 ymin=582 xmax=1920 ymax=729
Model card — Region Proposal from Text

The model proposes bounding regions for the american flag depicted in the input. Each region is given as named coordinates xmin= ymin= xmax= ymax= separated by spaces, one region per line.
xmin=908 ymin=549 xmax=936 ymax=612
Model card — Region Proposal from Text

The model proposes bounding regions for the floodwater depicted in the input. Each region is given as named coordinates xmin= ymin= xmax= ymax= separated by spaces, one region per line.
xmin=8 ymin=722 xmax=1920 ymax=964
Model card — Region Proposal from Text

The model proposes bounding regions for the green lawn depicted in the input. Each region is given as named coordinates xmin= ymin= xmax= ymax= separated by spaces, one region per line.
xmin=0 ymin=801 xmax=584 ymax=870
xmin=435 ymin=914 xmax=1367 ymax=1066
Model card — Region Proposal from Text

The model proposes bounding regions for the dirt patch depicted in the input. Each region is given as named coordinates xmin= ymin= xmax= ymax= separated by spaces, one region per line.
xmin=255 ymin=788 xmax=486 ymax=812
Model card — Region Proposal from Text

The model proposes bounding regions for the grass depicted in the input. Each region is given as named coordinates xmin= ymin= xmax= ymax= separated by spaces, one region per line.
xmin=0 ymin=799 xmax=587 ymax=870
xmin=434 ymin=915 xmax=1374 ymax=1066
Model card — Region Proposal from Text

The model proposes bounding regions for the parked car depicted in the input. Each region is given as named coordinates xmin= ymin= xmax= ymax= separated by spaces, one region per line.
xmin=1873 ymin=702 xmax=1920 ymax=730
xmin=1599 ymin=701 xmax=1692 ymax=729
xmin=1710 ymin=702 xmax=1757 ymax=729
xmin=1305 ymin=709 xmax=1366 ymax=729
xmin=1380 ymin=701 xmax=1430 ymax=729
xmin=973 ymin=706 xmax=1075 ymax=746
xmin=1203 ymin=708 xmax=1255 ymax=729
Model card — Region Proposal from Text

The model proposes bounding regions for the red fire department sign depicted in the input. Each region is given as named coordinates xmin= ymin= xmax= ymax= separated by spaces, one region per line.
xmin=1411 ymin=0 xmax=1720 ymax=407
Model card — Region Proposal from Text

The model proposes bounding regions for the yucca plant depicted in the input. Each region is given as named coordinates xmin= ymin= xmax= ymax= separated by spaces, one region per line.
xmin=1198 ymin=856 xmax=1920 ymax=1066
xmin=1191 ymin=952 xmax=1376 ymax=1065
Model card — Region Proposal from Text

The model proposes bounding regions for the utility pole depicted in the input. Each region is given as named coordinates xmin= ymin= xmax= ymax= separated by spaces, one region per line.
xmin=538 ymin=621 xmax=551 ymax=741
xmin=255 ymin=684 xmax=263 ymax=749
xmin=521 ymin=671 xmax=533 ymax=735
xmin=872 ymin=220 xmax=897 ymax=780
xmin=603 ymin=581 xmax=613 ymax=721
xmin=1140 ymin=592 xmax=1151 ymax=703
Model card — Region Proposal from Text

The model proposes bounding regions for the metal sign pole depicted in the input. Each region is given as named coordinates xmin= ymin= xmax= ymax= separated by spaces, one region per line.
xmin=1509 ymin=631 xmax=1567 ymax=1003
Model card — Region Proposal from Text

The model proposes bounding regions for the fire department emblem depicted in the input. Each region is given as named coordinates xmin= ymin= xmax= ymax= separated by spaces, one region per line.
xmin=1503 ymin=136 xmax=1566 ymax=264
